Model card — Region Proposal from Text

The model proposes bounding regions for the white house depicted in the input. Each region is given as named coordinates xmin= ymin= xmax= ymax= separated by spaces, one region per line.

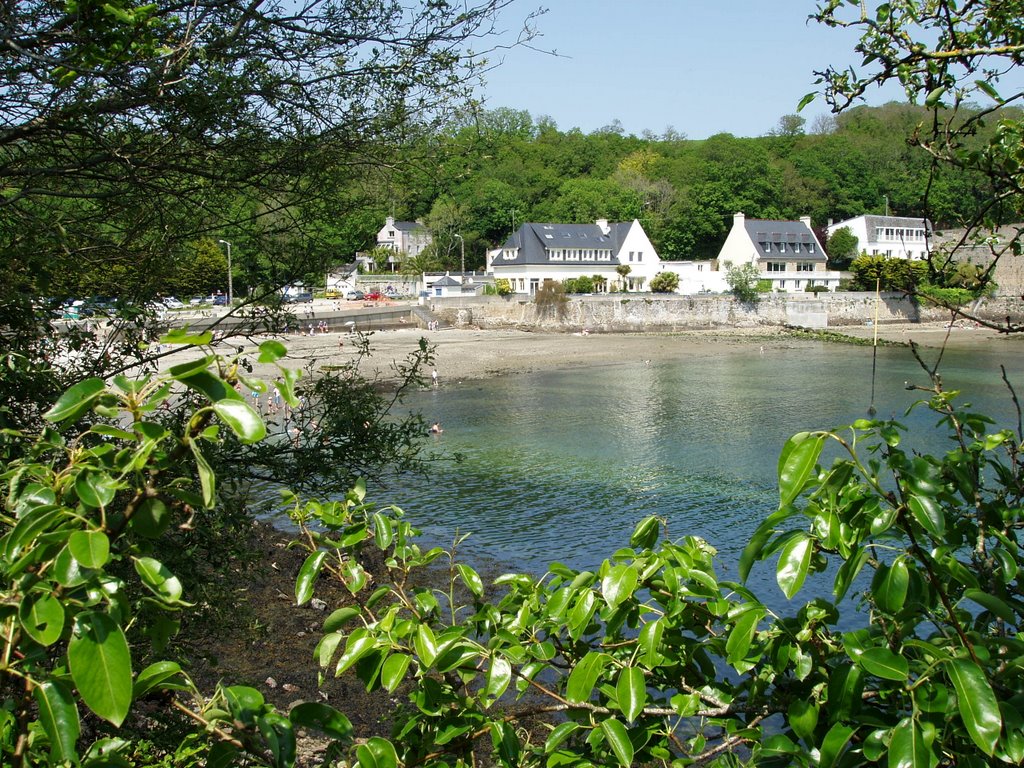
xmin=717 ymin=212 xmax=840 ymax=293
xmin=827 ymin=214 xmax=931 ymax=260
xmin=376 ymin=216 xmax=432 ymax=270
xmin=657 ymin=260 xmax=729 ymax=294
xmin=491 ymin=219 xmax=661 ymax=295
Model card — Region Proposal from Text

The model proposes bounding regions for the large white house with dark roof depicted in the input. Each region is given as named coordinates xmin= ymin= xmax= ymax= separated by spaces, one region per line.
xmin=827 ymin=214 xmax=931 ymax=260
xmin=375 ymin=216 xmax=432 ymax=270
xmin=490 ymin=219 xmax=661 ymax=294
xmin=717 ymin=212 xmax=840 ymax=293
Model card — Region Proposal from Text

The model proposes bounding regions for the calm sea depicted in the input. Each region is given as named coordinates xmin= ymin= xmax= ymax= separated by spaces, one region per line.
xmin=376 ymin=338 xmax=1024 ymax=597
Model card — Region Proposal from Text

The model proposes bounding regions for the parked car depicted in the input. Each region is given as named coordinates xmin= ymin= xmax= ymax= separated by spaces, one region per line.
xmin=284 ymin=291 xmax=313 ymax=303
xmin=213 ymin=294 xmax=228 ymax=306
xmin=162 ymin=297 xmax=184 ymax=309
xmin=364 ymin=291 xmax=382 ymax=301
xmin=345 ymin=290 xmax=365 ymax=301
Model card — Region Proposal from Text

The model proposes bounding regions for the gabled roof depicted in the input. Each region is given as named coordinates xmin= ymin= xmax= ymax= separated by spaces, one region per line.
xmin=499 ymin=222 xmax=632 ymax=265
xmin=387 ymin=220 xmax=426 ymax=232
xmin=743 ymin=217 xmax=825 ymax=261
xmin=431 ymin=275 xmax=461 ymax=287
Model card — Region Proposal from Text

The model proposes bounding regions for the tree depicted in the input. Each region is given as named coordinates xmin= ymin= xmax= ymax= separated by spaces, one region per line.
xmin=826 ymin=225 xmax=860 ymax=269
xmin=615 ymin=264 xmax=632 ymax=292
xmin=725 ymin=262 xmax=762 ymax=302
xmin=809 ymin=0 xmax=1024 ymax=330
xmin=649 ymin=271 xmax=679 ymax=293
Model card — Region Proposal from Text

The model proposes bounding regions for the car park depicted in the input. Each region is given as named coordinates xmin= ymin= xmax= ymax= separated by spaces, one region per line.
xmin=345 ymin=290 xmax=365 ymax=301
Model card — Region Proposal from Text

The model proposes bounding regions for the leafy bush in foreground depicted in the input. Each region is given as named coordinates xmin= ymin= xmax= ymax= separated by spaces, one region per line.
xmin=2 ymin=334 xmax=1022 ymax=766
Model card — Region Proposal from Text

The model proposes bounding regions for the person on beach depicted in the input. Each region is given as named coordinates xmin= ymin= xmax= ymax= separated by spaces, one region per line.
xmin=432 ymin=369 xmax=438 ymax=386
xmin=430 ymin=421 xmax=443 ymax=434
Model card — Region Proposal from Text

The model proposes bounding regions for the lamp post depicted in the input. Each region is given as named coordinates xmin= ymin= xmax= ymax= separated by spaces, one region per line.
xmin=454 ymin=233 xmax=465 ymax=276
xmin=218 ymin=239 xmax=233 ymax=305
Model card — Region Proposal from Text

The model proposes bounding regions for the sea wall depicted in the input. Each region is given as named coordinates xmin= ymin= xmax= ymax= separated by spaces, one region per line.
xmin=427 ymin=293 xmax=1024 ymax=333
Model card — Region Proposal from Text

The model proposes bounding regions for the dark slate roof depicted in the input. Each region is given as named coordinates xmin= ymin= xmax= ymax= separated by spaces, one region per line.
xmin=431 ymin=275 xmax=461 ymax=287
xmin=498 ymin=222 xmax=632 ymax=265
xmin=744 ymin=218 xmax=825 ymax=261
xmin=391 ymin=220 xmax=426 ymax=232
xmin=858 ymin=215 xmax=932 ymax=233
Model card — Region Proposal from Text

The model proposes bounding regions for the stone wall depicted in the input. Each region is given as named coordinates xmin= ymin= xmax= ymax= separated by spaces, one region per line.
xmin=429 ymin=293 xmax=1024 ymax=333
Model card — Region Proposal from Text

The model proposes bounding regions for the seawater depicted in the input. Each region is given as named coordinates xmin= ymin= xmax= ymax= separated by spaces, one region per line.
xmin=376 ymin=339 xmax=1023 ymax=597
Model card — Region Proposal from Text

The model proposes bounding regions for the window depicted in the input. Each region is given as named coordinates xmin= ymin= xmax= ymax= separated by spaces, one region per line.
xmin=809 ymin=243 xmax=815 ymax=253
xmin=629 ymin=251 xmax=634 ymax=262
xmin=767 ymin=262 xmax=786 ymax=272
xmin=779 ymin=242 xmax=786 ymax=252
xmin=797 ymin=263 xmax=814 ymax=272
xmin=637 ymin=251 xmax=643 ymax=262
xmin=388 ymin=230 xmax=395 ymax=237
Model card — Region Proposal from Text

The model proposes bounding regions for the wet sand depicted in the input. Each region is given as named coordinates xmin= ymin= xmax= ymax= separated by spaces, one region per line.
xmin=159 ymin=320 xmax=1019 ymax=386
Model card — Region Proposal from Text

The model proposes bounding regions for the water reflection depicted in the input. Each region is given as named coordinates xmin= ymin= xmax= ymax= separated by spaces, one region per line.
xmin=381 ymin=341 xmax=1023 ymax=589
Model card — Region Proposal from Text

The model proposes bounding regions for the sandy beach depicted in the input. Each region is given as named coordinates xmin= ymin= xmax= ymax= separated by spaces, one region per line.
xmin=160 ymin=320 xmax=1021 ymax=387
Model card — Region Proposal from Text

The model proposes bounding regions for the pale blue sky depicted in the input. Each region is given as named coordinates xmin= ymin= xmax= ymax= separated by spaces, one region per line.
xmin=478 ymin=1 xmax=906 ymax=138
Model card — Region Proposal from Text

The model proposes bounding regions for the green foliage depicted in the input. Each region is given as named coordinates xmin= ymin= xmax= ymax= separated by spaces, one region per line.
xmin=287 ymin=369 xmax=1024 ymax=767
xmin=725 ymin=262 xmax=762 ymax=302
xmin=649 ymin=270 xmax=679 ymax=293
xmin=563 ymin=275 xmax=595 ymax=294
xmin=849 ymin=254 xmax=928 ymax=291
xmin=493 ymin=278 xmax=513 ymax=296
xmin=826 ymin=225 xmax=859 ymax=269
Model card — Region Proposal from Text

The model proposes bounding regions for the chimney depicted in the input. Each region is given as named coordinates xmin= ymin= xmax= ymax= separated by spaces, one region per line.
xmin=732 ymin=212 xmax=745 ymax=229
xmin=595 ymin=218 xmax=610 ymax=235
xmin=800 ymin=216 xmax=812 ymax=228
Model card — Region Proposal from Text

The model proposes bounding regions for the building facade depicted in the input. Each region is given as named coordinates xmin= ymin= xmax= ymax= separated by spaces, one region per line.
xmin=827 ymin=214 xmax=931 ymax=260
xmin=491 ymin=219 xmax=661 ymax=294
xmin=718 ymin=212 xmax=840 ymax=293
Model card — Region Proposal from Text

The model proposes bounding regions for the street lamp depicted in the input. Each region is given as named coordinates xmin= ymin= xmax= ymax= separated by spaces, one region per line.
xmin=454 ymin=233 xmax=465 ymax=276
xmin=218 ymin=239 xmax=233 ymax=305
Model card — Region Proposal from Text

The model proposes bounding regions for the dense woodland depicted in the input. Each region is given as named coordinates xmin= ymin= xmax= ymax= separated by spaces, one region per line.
xmin=18 ymin=101 xmax=1023 ymax=301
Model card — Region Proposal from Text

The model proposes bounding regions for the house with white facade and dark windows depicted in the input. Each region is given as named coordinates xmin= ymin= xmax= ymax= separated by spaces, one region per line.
xmin=827 ymin=214 xmax=932 ymax=260
xmin=490 ymin=219 xmax=661 ymax=295
xmin=375 ymin=216 xmax=432 ymax=270
xmin=717 ymin=212 xmax=840 ymax=293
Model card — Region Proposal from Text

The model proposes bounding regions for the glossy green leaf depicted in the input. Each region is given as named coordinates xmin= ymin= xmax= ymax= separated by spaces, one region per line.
xmin=212 ymin=399 xmax=266 ymax=443
xmin=372 ymin=512 xmax=394 ymax=550
xmin=134 ymin=557 xmax=186 ymax=605
xmin=381 ymin=653 xmax=411 ymax=693
xmin=545 ymin=721 xmax=581 ymax=753
xmin=907 ymin=493 xmax=944 ymax=536
xmin=258 ymin=339 xmax=288 ymax=363
xmin=947 ymin=658 xmax=1001 ymax=755
xmin=133 ymin=661 xmax=189 ymax=697
xmin=726 ymin=608 xmax=762 ymax=667
xmin=34 ymin=679 xmax=80 ymax=763
xmin=336 ymin=629 xmax=376 ymax=676
xmin=872 ymin=557 xmax=909 ymax=613
xmin=776 ymin=532 xmax=813 ymax=599
xmin=819 ymin=722 xmax=855 ymax=768
xmin=602 ymin=563 xmax=638 ymax=609
xmin=68 ymin=612 xmax=133 ymax=726
xmin=857 ymin=647 xmax=909 ymax=681
xmin=485 ymin=656 xmax=512 ymax=702
xmin=75 ymin=471 xmax=117 ymax=509
xmin=599 ymin=717 xmax=634 ymax=767
xmin=889 ymin=717 xmax=929 ymax=768
xmin=356 ymin=736 xmax=398 ymax=768
xmin=289 ymin=702 xmax=353 ymax=741
xmin=638 ymin=618 xmax=664 ymax=668
xmin=788 ymin=698 xmax=818 ymax=744
xmin=161 ymin=329 xmax=213 ymax=346
xmin=175 ymin=369 xmax=239 ymax=402
xmin=616 ymin=666 xmax=646 ymax=723
xmin=413 ymin=623 xmax=437 ymax=667
xmin=963 ymin=588 xmax=1016 ymax=623
xmin=130 ymin=497 xmax=170 ymax=538
xmin=43 ymin=377 xmax=106 ymax=423
xmin=19 ymin=591 xmax=65 ymax=647
xmin=225 ymin=685 xmax=265 ymax=725
xmin=778 ymin=432 xmax=824 ymax=507
xmin=629 ymin=515 xmax=660 ymax=549
xmin=323 ymin=606 xmax=360 ymax=633
xmin=456 ymin=563 xmax=484 ymax=598
xmin=295 ymin=550 xmax=326 ymax=606
xmin=188 ymin=439 xmax=215 ymax=507
xmin=68 ymin=530 xmax=110 ymax=569
xmin=566 ymin=651 xmax=609 ymax=704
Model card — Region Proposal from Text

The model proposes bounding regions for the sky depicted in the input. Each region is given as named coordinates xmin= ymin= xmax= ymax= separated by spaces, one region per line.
xmin=477 ymin=0 xmax=908 ymax=139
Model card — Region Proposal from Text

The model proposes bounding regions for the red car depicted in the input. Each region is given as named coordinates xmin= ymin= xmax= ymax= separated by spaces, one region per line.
xmin=364 ymin=291 xmax=383 ymax=301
